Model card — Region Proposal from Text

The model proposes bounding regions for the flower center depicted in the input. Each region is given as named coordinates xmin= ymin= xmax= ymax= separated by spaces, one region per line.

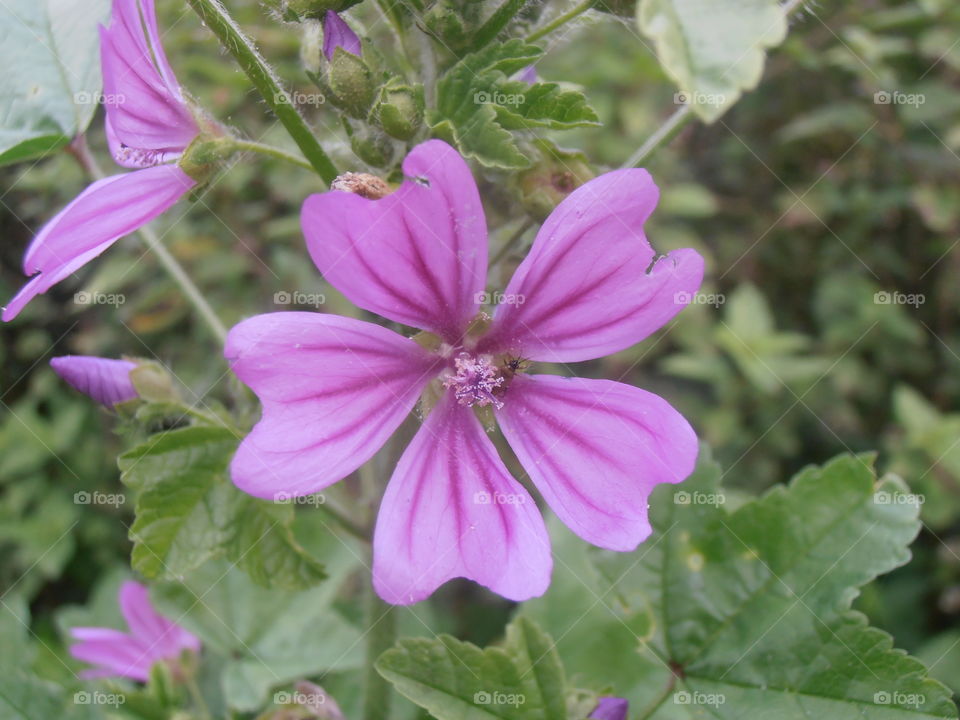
xmin=443 ymin=352 xmax=505 ymax=409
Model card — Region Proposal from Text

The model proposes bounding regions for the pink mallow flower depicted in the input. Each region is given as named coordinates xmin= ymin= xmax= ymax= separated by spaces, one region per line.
xmin=51 ymin=355 xmax=138 ymax=405
xmin=3 ymin=0 xmax=200 ymax=321
xmin=70 ymin=581 xmax=200 ymax=682
xmin=226 ymin=140 xmax=703 ymax=605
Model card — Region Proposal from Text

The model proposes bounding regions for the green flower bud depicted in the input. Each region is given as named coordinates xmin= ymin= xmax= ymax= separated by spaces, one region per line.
xmin=349 ymin=128 xmax=394 ymax=168
xmin=128 ymin=360 xmax=180 ymax=404
xmin=178 ymin=134 xmax=235 ymax=184
xmin=376 ymin=84 xmax=424 ymax=141
xmin=327 ymin=47 xmax=376 ymax=118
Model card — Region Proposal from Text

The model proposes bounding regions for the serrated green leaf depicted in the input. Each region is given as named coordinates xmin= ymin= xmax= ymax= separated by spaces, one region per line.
xmin=431 ymin=40 xmax=598 ymax=168
xmin=119 ymin=426 xmax=324 ymax=589
xmin=638 ymin=0 xmax=788 ymax=122
xmin=592 ymin=452 xmax=958 ymax=719
xmin=0 ymin=0 xmax=110 ymax=165
xmin=492 ymin=81 xmax=600 ymax=130
xmin=376 ymin=616 xmax=567 ymax=720
xmin=228 ymin=498 xmax=326 ymax=590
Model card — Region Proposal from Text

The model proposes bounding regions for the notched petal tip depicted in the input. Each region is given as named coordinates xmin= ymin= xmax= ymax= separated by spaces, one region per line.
xmin=301 ymin=139 xmax=488 ymax=341
xmin=372 ymin=393 xmax=552 ymax=605
xmin=499 ymin=374 xmax=697 ymax=552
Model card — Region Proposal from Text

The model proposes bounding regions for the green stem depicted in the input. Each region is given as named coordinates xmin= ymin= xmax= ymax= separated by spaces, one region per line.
xmin=471 ymin=0 xmax=528 ymax=51
xmin=185 ymin=0 xmax=339 ymax=184
xmin=621 ymin=105 xmax=693 ymax=168
xmin=68 ymin=137 xmax=228 ymax=344
xmin=139 ymin=226 xmax=229 ymax=343
xmin=526 ymin=0 xmax=598 ymax=43
xmin=362 ymin=575 xmax=397 ymax=720
xmin=230 ymin=139 xmax=315 ymax=171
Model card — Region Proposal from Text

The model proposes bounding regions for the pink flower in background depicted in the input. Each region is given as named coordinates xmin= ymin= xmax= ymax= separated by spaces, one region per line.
xmin=70 ymin=581 xmax=200 ymax=682
xmin=226 ymin=140 xmax=703 ymax=605
xmin=323 ymin=10 xmax=362 ymax=60
xmin=3 ymin=0 xmax=199 ymax=321
xmin=51 ymin=355 xmax=138 ymax=405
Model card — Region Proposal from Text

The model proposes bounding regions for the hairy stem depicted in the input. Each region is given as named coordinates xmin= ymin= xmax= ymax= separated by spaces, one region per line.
xmin=230 ymin=139 xmax=315 ymax=171
xmin=526 ymin=0 xmax=598 ymax=43
xmin=68 ymin=137 xmax=228 ymax=343
xmin=185 ymin=0 xmax=338 ymax=184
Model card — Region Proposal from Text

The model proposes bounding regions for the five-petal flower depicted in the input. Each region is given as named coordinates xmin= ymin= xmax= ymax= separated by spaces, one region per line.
xmin=226 ymin=139 xmax=704 ymax=605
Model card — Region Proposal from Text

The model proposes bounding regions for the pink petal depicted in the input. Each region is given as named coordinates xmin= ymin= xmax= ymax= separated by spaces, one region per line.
xmin=69 ymin=582 xmax=198 ymax=682
xmin=3 ymin=165 xmax=194 ymax=321
xmin=70 ymin=627 xmax=131 ymax=643
xmin=69 ymin=633 xmax=153 ymax=682
xmin=302 ymin=140 xmax=488 ymax=342
xmin=100 ymin=0 xmax=197 ymax=164
xmin=226 ymin=313 xmax=441 ymax=498
xmin=4 ymin=241 xmax=113 ymax=322
xmin=497 ymin=375 xmax=698 ymax=551
xmin=118 ymin=581 xmax=199 ymax=656
xmin=50 ymin=356 xmax=138 ymax=405
xmin=323 ymin=11 xmax=362 ymax=60
xmin=372 ymin=391 xmax=552 ymax=605
xmin=477 ymin=169 xmax=704 ymax=362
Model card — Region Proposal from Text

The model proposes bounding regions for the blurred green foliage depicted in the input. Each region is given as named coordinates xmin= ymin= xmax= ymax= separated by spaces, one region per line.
xmin=2 ymin=0 xmax=960 ymax=714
